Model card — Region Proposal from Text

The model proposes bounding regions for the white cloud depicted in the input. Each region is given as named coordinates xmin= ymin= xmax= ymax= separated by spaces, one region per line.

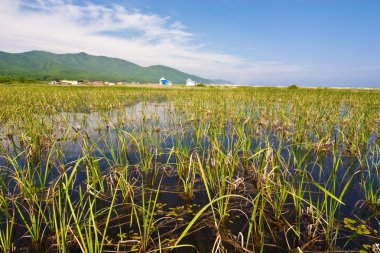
xmin=0 ymin=0 xmax=302 ymax=84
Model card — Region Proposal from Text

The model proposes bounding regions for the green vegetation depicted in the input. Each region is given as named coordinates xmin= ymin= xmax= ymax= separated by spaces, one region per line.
xmin=0 ymin=84 xmax=379 ymax=252
xmin=0 ymin=51 xmax=212 ymax=83
xmin=0 ymin=76 xmax=41 ymax=84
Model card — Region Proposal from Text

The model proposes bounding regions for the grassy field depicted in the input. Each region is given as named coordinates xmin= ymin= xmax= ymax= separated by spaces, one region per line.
xmin=0 ymin=84 xmax=379 ymax=252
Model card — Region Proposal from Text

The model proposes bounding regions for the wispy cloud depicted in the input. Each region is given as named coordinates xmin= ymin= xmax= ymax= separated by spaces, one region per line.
xmin=0 ymin=0 xmax=302 ymax=84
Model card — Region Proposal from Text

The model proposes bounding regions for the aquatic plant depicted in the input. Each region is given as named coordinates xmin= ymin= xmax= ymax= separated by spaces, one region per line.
xmin=0 ymin=84 xmax=378 ymax=252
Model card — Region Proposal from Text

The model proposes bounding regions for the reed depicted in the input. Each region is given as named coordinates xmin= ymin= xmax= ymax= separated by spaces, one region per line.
xmin=0 ymin=84 xmax=378 ymax=252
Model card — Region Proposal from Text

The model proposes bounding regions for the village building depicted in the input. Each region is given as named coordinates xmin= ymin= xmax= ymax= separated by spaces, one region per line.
xmin=186 ymin=78 xmax=196 ymax=86
xmin=60 ymin=80 xmax=79 ymax=85
xmin=91 ymin=81 xmax=104 ymax=85
xmin=159 ymin=77 xmax=172 ymax=86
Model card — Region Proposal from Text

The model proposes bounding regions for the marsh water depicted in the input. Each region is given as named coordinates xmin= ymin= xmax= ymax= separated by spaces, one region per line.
xmin=1 ymin=101 xmax=379 ymax=252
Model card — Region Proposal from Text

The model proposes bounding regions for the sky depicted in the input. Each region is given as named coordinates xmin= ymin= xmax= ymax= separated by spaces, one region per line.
xmin=0 ymin=0 xmax=379 ymax=87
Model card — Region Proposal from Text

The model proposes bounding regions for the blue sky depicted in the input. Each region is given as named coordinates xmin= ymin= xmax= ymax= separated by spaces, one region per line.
xmin=0 ymin=0 xmax=379 ymax=86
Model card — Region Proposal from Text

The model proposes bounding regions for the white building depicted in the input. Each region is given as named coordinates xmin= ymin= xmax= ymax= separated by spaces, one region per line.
xmin=186 ymin=78 xmax=196 ymax=86
xmin=60 ymin=80 xmax=78 ymax=85
xmin=159 ymin=77 xmax=172 ymax=86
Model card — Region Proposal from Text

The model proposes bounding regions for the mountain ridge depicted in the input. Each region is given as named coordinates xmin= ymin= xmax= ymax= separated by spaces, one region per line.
xmin=0 ymin=50 xmax=222 ymax=84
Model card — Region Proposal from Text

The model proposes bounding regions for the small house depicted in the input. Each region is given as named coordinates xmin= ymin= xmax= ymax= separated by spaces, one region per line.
xmin=186 ymin=78 xmax=196 ymax=86
xmin=159 ymin=77 xmax=172 ymax=86
xmin=60 ymin=80 xmax=78 ymax=85
xmin=91 ymin=81 xmax=104 ymax=85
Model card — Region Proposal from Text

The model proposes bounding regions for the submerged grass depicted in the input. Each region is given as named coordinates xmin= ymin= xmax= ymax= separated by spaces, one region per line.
xmin=0 ymin=84 xmax=379 ymax=252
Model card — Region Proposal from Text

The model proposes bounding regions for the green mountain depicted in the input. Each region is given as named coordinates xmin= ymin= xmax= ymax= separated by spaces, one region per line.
xmin=0 ymin=51 xmax=213 ymax=84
